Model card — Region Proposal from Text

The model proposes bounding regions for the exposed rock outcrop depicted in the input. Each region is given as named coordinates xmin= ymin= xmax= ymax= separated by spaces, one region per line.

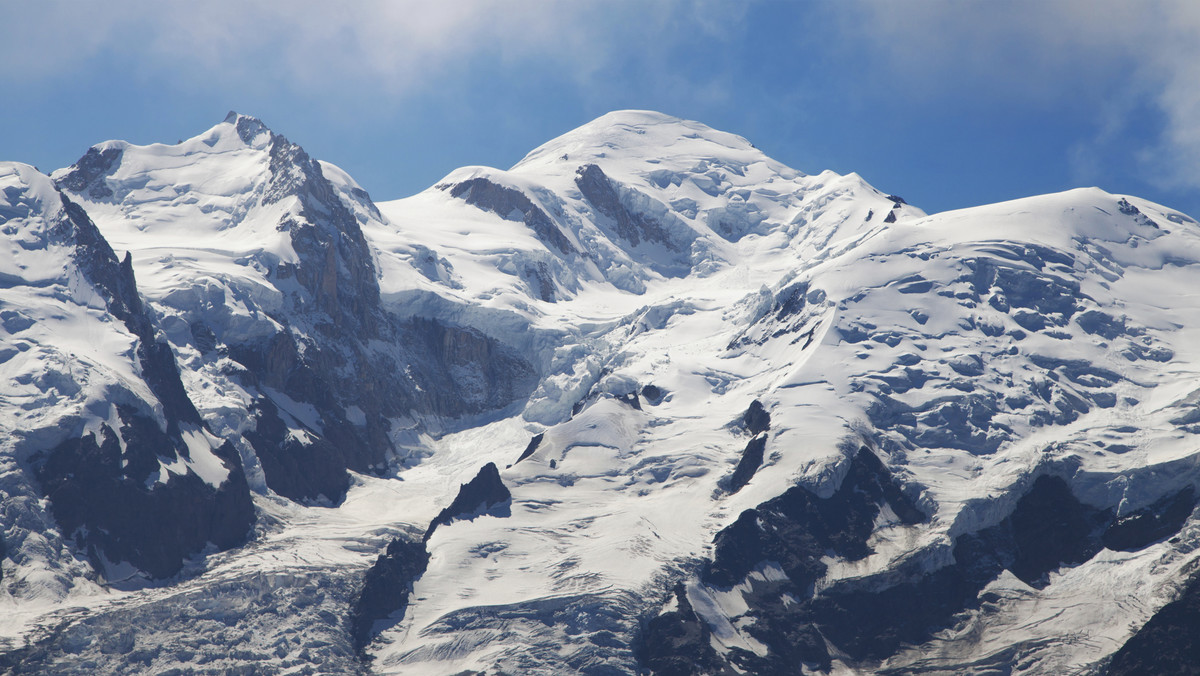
xmin=351 ymin=536 xmax=430 ymax=653
xmin=424 ymin=463 xmax=512 ymax=542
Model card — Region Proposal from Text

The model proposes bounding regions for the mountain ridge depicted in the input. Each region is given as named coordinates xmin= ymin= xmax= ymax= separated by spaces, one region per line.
xmin=2 ymin=111 xmax=1200 ymax=674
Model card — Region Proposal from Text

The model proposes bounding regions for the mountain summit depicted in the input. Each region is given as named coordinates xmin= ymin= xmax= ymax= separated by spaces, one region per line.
xmin=3 ymin=112 xmax=1200 ymax=674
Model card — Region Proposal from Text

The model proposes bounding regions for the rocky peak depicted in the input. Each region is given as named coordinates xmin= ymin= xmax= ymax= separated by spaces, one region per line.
xmin=262 ymin=126 xmax=384 ymax=336
xmin=1 ymin=163 xmax=254 ymax=581
xmin=224 ymin=111 xmax=271 ymax=147
xmin=51 ymin=145 xmax=123 ymax=201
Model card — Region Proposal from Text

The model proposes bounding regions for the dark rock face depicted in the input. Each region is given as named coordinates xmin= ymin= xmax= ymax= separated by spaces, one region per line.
xmin=1115 ymin=197 xmax=1161 ymax=230
xmin=351 ymin=537 xmax=430 ymax=652
xmin=792 ymin=474 xmax=1102 ymax=664
xmin=55 ymin=117 xmax=539 ymax=508
xmin=399 ymin=316 xmax=539 ymax=420
xmin=514 ymin=433 xmax=545 ymax=465
xmin=201 ymin=122 xmax=539 ymax=505
xmin=828 ymin=476 xmax=1190 ymax=668
xmin=670 ymin=448 xmax=926 ymax=673
xmin=641 ymin=384 xmax=665 ymax=405
xmin=53 ymin=146 xmax=121 ymax=200
xmin=637 ymin=584 xmax=734 ymax=676
xmin=728 ymin=435 xmax=766 ymax=494
xmin=742 ymin=400 xmax=771 ymax=435
xmin=241 ymin=132 xmax=537 ymax=504
xmin=351 ymin=462 xmax=510 ymax=653
xmin=424 ymin=463 xmax=511 ymax=542
xmin=989 ymin=474 xmax=1107 ymax=587
xmin=1103 ymin=487 xmax=1196 ymax=552
xmin=704 ymin=448 xmax=925 ymax=591
xmin=242 ymin=398 xmax=351 ymax=504
xmin=1107 ymin=572 xmax=1200 ymax=675
xmin=520 ymin=260 xmax=558 ymax=302
xmin=28 ymin=191 xmax=255 ymax=579
xmin=216 ymin=123 xmax=394 ymax=503
xmin=616 ymin=391 xmax=642 ymax=410
xmin=445 ymin=177 xmax=575 ymax=256
xmin=575 ymin=164 xmax=695 ymax=276
xmin=728 ymin=280 xmax=820 ymax=350
xmin=263 ymin=128 xmax=382 ymax=337
xmin=55 ymin=119 xmax=541 ymax=511
xmin=575 ymin=164 xmax=686 ymax=250
xmin=641 ymin=457 xmax=1198 ymax=674
xmin=33 ymin=409 xmax=253 ymax=580
xmin=57 ymin=198 xmax=202 ymax=431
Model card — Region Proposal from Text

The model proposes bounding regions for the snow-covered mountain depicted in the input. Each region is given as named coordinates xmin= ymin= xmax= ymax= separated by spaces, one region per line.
xmin=3 ymin=110 xmax=1200 ymax=674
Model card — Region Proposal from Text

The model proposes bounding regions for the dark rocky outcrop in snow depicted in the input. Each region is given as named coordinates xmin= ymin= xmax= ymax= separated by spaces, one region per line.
xmin=445 ymin=176 xmax=576 ymax=256
xmin=251 ymin=135 xmax=539 ymax=499
xmin=575 ymin=164 xmax=689 ymax=251
xmin=659 ymin=447 xmax=927 ymax=673
xmin=703 ymin=447 xmax=925 ymax=590
xmin=423 ymin=463 xmax=512 ymax=542
xmin=216 ymin=120 xmax=396 ymax=502
xmin=1102 ymin=486 xmax=1196 ymax=552
xmin=575 ymin=163 xmax=695 ymax=276
xmin=514 ymin=433 xmax=545 ymax=465
xmin=242 ymin=398 xmax=351 ymax=504
xmin=60 ymin=197 xmax=203 ymax=432
xmin=28 ymin=191 xmax=255 ymax=579
xmin=728 ymin=434 xmax=767 ymax=494
xmin=1107 ymin=571 xmax=1200 ymax=675
xmin=637 ymin=583 xmax=735 ymax=676
xmin=351 ymin=461 xmax=510 ymax=654
xmin=640 ymin=384 xmax=666 ymax=405
xmin=35 ymin=413 xmax=253 ymax=580
xmin=641 ymin=467 xmax=1197 ymax=674
xmin=351 ymin=536 xmax=430 ymax=653
xmin=742 ymin=399 xmax=771 ymax=435
xmin=729 ymin=400 xmax=773 ymax=493
xmin=53 ymin=146 xmax=122 ymax=200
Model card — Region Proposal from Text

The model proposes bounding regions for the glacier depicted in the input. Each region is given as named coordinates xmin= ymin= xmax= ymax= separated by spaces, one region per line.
xmin=1 ymin=110 xmax=1200 ymax=674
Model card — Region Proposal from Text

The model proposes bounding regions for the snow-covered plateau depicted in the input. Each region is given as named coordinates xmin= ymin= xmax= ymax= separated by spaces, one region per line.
xmin=3 ymin=110 xmax=1200 ymax=674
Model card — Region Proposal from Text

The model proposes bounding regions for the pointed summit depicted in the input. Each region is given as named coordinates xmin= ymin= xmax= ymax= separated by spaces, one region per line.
xmin=223 ymin=111 xmax=272 ymax=147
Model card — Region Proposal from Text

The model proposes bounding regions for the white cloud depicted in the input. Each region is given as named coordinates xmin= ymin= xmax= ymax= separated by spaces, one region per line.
xmin=0 ymin=1 xmax=731 ymax=96
xmin=843 ymin=0 xmax=1200 ymax=191
xmin=12 ymin=0 xmax=1194 ymax=198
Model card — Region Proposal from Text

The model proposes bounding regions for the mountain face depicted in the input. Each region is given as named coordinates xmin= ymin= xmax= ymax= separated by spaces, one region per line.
xmin=0 ymin=162 xmax=253 ymax=590
xmin=3 ymin=111 xmax=1200 ymax=674
xmin=50 ymin=113 xmax=537 ymax=504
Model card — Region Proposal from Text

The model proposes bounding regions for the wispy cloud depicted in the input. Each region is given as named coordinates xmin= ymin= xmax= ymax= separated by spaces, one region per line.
xmin=0 ymin=2 xmax=738 ymax=97
xmin=8 ymin=0 xmax=1197 ymax=203
xmin=841 ymin=0 xmax=1200 ymax=192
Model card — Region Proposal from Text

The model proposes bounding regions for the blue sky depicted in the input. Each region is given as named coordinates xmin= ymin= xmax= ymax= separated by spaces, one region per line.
xmin=3 ymin=1 xmax=1199 ymax=217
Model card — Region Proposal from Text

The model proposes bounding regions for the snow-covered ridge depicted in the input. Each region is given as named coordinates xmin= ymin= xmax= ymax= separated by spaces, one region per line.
xmin=4 ymin=111 xmax=1200 ymax=674
xmin=0 ymin=161 xmax=253 ymax=622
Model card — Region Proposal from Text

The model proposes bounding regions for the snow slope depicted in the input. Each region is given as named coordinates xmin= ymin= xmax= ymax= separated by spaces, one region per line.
xmin=4 ymin=111 xmax=1200 ymax=674
xmin=53 ymin=113 xmax=538 ymax=505
xmin=0 ymin=162 xmax=252 ymax=643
